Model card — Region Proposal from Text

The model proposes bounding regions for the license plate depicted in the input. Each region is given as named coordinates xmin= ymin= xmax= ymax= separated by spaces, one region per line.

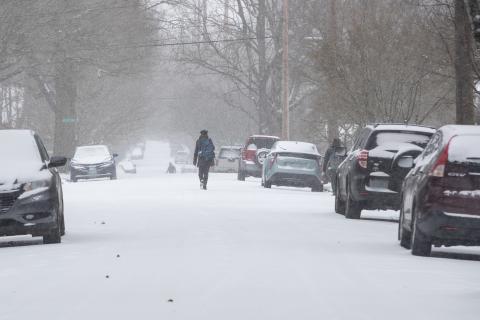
xmin=370 ymin=178 xmax=389 ymax=189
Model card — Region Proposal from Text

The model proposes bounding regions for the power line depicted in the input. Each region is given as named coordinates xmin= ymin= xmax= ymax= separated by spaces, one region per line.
xmin=74 ymin=36 xmax=275 ymax=52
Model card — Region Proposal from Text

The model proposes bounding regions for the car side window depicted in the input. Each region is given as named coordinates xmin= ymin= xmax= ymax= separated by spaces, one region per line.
xmin=353 ymin=129 xmax=369 ymax=150
xmin=422 ymin=132 xmax=441 ymax=159
xmin=34 ymin=135 xmax=50 ymax=162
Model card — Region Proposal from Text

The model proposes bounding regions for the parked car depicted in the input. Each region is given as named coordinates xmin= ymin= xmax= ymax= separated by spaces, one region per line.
xmin=0 ymin=130 xmax=67 ymax=244
xmin=335 ymin=124 xmax=436 ymax=219
xmin=70 ymin=145 xmax=118 ymax=182
xmin=238 ymin=135 xmax=280 ymax=180
xmin=262 ymin=141 xmax=323 ymax=192
xmin=214 ymin=146 xmax=242 ymax=173
xmin=174 ymin=150 xmax=190 ymax=164
xmin=398 ymin=125 xmax=480 ymax=256
xmin=119 ymin=159 xmax=137 ymax=174
xmin=131 ymin=146 xmax=144 ymax=160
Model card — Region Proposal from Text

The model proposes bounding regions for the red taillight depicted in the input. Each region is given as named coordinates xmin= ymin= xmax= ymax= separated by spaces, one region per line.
xmin=245 ymin=150 xmax=256 ymax=161
xmin=357 ymin=149 xmax=368 ymax=169
xmin=430 ymin=140 xmax=452 ymax=178
xmin=243 ymin=144 xmax=257 ymax=161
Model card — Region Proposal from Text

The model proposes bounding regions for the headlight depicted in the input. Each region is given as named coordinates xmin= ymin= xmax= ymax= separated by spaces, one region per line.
xmin=23 ymin=180 xmax=50 ymax=192
xmin=70 ymin=162 xmax=82 ymax=168
xmin=99 ymin=160 xmax=114 ymax=167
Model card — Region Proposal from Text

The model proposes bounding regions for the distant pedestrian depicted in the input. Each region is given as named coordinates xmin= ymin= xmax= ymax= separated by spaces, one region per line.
xmin=322 ymin=138 xmax=342 ymax=174
xmin=193 ymin=130 xmax=215 ymax=190
xmin=322 ymin=138 xmax=344 ymax=192
xmin=166 ymin=162 xmax=176 ymax=174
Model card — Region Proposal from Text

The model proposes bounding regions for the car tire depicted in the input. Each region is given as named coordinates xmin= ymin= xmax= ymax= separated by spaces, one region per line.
xmin=398 ymin=200 xmax=411 ymax=249
xmin=411 ymin=208 xmax=431 ymax=256
xmin=70 ymin=175 xmax=77 ymax=183
xmin=59 ymin=199 xmax=66 ymax=236
xmin=311 ymin=184 xmax=323 ymax=192
xmin=345 ymin=182 xmax=361 ymax=219
xmin=110 ymin=170 xmax=117 ymax=180
xmin=335 ymin=181 xmax=346 ymax=215
xmin=264 ymin=180 xmax=272 ymax=188
xmin=43 ymin=208 xmax=62 ymax=244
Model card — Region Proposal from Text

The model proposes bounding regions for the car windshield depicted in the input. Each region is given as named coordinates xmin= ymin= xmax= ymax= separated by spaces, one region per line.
xmin=74 ymin=146 xmax=110 ymax=160
xmin=367 ymin=131 xmax=432 ymax=150
xmin=249 ymin=137 xmax=278 ymax=149
xmin=0 ymin=132 xmax=41 ymax=166
xmin=219 ymin=148 xmax=240 ymax=158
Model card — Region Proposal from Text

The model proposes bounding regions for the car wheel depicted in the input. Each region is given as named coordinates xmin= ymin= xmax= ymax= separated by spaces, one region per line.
xmin=43 ymin=208 xmax=62 ymax=244
xmin=335 ymin=180 xmax=346 ymax=215
xmin=264 ymin=179 xmax=272 ymax=188
xmin=311 ymin=184 xmax=323 ymax=192
xmin=398 ymin=199 xmax=411 ymax=249
xmin=110 ymin=170 xmax=117 ymax=180
xmin=237 ymin=169 xmax=246 ymax=181
xmin=411 ymin=208 xmax=431 ymax=256
xmin=70 ymin=175 xmax=77 ymax=182
xmin=345 ymin=182 xmax=361 ymax=219
xmin=59 ymin=199 xmax=66 ymax=236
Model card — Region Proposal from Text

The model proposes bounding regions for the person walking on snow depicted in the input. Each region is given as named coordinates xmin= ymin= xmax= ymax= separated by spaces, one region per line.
xmin=193 ymin=129 xmax=215 ymax=190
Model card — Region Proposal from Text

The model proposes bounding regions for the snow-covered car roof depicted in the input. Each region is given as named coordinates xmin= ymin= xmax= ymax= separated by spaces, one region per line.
xmin=250 ymin=135 xmax=280 ymax=139
xmin=0 ymin=129 xmax=35 ymax=137
xmin=440 ymin=125 xmax=480 ymax=136
xmin=369 ymin=124 xmax=436 ymax=134
xmin=76 ymin=144 xmax=109 ymax=150
xmin=270 ymin=141 xmax=321 ymax=156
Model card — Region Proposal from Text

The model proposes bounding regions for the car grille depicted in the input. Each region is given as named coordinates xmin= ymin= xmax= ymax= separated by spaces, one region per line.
xmin=0 ymin=191 xmax=21 ymax=214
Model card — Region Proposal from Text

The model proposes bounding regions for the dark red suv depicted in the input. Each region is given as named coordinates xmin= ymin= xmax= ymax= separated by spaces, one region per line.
xmin=399 ymin=125 xmax=480 ymax=256
xmin=238 ymin=135 xmax=280 ymax=181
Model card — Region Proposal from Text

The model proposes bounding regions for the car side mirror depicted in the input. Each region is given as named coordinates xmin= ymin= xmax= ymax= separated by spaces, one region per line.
xmin=113 ymin=153 xmax=119 ymax=158
xmin=398 ymin=156 xmax=414 ymax=169
xmin=48 ymin=156 xmax=67 ymax=168
xmin=335 ymin=146 xmax=347 ymax=157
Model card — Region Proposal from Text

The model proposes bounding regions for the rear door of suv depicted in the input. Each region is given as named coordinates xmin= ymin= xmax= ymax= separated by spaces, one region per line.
xmin=440 ymin=134 xmax=480 ymax=216
xmin=365 ymin=130 xmax=432 ymax=193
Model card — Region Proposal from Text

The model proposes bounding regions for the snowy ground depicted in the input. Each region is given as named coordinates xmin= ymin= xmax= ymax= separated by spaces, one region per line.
xmin=1 ymin=142 xmax=480 ymax=320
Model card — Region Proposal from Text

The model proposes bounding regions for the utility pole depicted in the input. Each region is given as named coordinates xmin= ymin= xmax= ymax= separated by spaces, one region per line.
xmin=455 ymin=0 xmax=475 ymax=124
xmin=282 ymin=0 xmax=290 ymax=140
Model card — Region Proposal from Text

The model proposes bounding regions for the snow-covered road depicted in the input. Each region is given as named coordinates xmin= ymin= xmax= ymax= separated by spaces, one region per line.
xmin=1 ymin=171 xmax=480 ymax=320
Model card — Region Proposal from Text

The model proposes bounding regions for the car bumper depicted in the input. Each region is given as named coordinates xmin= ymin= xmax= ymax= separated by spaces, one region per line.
xmin=242 ymin=161 xmax=261 ymax=177
xmin=71 ymin=165 xmax=115 ymax=179
xmin=351 ymin=174 xmax=401 ymax=210
xmin=417 ymin=207 xmax=480 ymax=246
xmin=269 ymin=172 xmax=322 ymax=188
xmin=0 ymin=189 xmax=57 ymax=237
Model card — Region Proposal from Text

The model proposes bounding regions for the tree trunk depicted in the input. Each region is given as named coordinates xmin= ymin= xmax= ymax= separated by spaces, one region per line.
xmin=455 ymin=0 xmax=475 ymax=124
xmin=53 ymin=58 xmax=77 ymax=157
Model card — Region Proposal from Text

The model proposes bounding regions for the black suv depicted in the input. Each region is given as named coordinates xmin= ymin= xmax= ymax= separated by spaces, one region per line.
xmin=335 ymin=124 xmax=435 ymax=219
xmin=399 ymin=125 xmax=480 ymax=256
xmin=0 ymin=130 xmax=67 ymax=244
xmin=238 ymin=135 xmax=279 ymax=180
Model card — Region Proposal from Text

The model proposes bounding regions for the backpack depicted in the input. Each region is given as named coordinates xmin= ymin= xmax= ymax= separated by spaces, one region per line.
xmin=199 ymin=138 xmax=215 ymax=161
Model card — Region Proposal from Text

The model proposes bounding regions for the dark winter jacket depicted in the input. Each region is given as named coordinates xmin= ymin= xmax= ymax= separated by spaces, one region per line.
xmin=322 ymin=139 xmax=342 ymax=173
xmin=193 ymin=136 xmax=215 ymax=167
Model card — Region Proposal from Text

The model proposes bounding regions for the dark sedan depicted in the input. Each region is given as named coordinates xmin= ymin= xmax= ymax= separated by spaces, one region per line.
xmin=0 ymin=130 xmax=66 ymax=244
xmin=399 ymin=125 xmax=480 ymax=256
